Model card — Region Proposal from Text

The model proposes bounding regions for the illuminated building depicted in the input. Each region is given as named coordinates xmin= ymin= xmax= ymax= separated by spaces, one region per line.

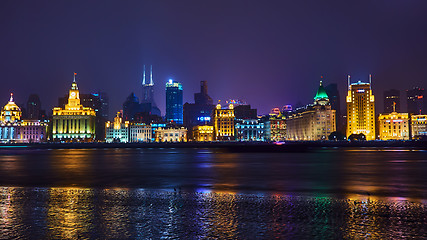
xmin=166 ymin=79 xmax=183 ymax=124
xmin=1 ymin=93 xmax=21 ymax=122
xmin=378 ymin=112 xmax=409 ymax=140
xmin=183 ymin=81 xmax=215 ymax=139
xmin=105 ymin=112 xmax=129 ymax=143
xmin=141 ymin=65 xmax=161 ymax=116
xmin=155 ymin=127 xmax=187 ymax=142
xmin=268 ymin=114 xmax=286 ymax=141
xmin=384 ymin=89 xmax=400 ymax=113
xmin=129 ymin=123 xmax=151 ymax=142
xmin=59 ymin=91 xmax=109 ymax=141
xmin=411 ymin=115 xmax=427 ymax=139
xmin=346 ymin=75 xmax=376 ymax=140
xmin=192 ymin=125 xmax=214 ymax=142
xmin=287 ymin=81 xmax=336 ymax=140
xmin=406 ymin=87 xmax=424 ymax=114
xmin=105 ymin=112 xmax=152 ymax=143
xmin=213 ymin=103 xmax=235 ymax=141
xmin=150 ymin=123 xmax=167 ymax=142
xmin=235 ymin=119 xmax=267 ymax=141
xmin=0 ymin=93 xmax=47 ymax=143
xmin=52 ymin=73 xmax=96 ymax=141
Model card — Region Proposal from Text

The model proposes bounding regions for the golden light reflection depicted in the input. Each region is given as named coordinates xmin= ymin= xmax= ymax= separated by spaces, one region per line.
xmin=47 ymin=188 xmax=95 ymax=239
xmin=198 ymin=192 xmax=238 ymax=239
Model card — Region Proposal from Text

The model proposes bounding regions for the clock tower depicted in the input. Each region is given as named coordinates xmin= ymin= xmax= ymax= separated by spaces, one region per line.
xmin=67 ymin=73 xmax=80 ymax=108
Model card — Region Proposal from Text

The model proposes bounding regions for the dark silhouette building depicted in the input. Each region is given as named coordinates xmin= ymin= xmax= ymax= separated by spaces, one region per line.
xmin=122 ymin=92 xmax=141 ymax=122
xmin=324 ymin=83 xmax=342 ymax=132
xmin=234 ymin=105 xmax=257 ymax=119
xmin=26 ymin=94 xmax=44 ymax=120
xmin=406 ymin=87 xmax=424 ymax=114
xmin=383 ymin=89 xmax=400 ymax=113
xmin=183 ymin=81 xmax=215 ymax=139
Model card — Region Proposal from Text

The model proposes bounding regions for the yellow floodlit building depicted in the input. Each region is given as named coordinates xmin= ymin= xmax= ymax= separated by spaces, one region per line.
xmin=213 ymin=103 xmax=235 ymax=141
xmin=192 ymin=125 xmax=214 ymax=142
xmin=346 ymin=75 xmax=376 ymax=140
xmin=52 ymin=73 xmax=96 ymax=141
xmin=378 ymin=112 xmax=409 ymax=140
xmin=286 ymin=81 xmax=336 ymax=141
xmin=1 ymin=93 xmax=21 ymax=122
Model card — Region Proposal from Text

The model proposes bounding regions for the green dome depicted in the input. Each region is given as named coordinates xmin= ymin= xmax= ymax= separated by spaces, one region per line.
xmin=314 ymin=81 xmax=329 ymax=100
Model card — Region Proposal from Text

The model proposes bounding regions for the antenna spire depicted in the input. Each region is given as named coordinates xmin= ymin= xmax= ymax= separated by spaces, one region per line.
xmin=150 ymin=65 xmax=153 ymax=85
xmin=9 ymin=93 xmax=13 ymax=102
xmin=142 ymin=65 xmax=146 ymax=85
xmin=73 ymin=72 xmax=77 ymax=82
xmin=369 ymin=74 xmax=372 ymax=89
xmin=347 ymin=75 xmax=351 ymax=90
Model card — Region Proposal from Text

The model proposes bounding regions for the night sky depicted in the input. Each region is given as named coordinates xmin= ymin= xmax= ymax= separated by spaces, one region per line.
xmin=1 ymin=0 xmax=427 ymax=116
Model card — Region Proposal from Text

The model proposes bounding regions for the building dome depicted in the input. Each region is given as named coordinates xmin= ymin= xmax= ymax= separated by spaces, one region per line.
xmin=1 ymin=93 xmax=22 ymax=122
xmin=314 ymin=81 xmax=329 ymax=105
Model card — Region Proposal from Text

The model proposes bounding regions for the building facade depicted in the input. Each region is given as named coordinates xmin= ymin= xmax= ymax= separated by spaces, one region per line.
xmin=346 ymin=75 xmax=376 ymax=140
xmin=105 ymin=112 xmax=130 ymax=143
xmin=268 ymin=114 xmax=286 ymax=141
xmin=155 ymin=127 xmax=187 ymax=142
xmin=165 ymin=79 xmax=183 ymax=124
xmin=213 ymin=103 xmax=235 ymax=141
xmin=411 ymin=115 xmax=427 ymax=139
xmin=183 ymin=81 xmax=214 ymax=139
xmin=52 ymin=74 xmax=96 ymax=141
xmin=192 ymin=125 xmax=214 ymax=142
xmin=0 ymin=94 xmax=47 ymax=143
xmin=378 ymin=112 xmax=409 ymax=140
xmin=287 ymin=81 xmax=336 ymax=141
xmin=235 ymin=119 xmax=267 ymax=141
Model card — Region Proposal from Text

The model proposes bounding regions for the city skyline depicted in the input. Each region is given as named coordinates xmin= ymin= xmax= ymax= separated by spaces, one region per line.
xmin=1 ymin=1 xmax=427 ymax=115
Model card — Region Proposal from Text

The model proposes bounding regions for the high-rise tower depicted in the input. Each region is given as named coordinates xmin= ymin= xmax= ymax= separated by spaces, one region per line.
xmin=346 ymin=75 xmax=376 ymax=140
xmin=141 ymin=65 xmax=161 ymax=116
xmin=166 ymin=79 xmax=183 ymax=124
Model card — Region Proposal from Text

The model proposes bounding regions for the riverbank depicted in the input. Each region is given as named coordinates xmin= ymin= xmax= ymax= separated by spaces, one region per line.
xmin=1 ymin=140 xmax=426 ymax=152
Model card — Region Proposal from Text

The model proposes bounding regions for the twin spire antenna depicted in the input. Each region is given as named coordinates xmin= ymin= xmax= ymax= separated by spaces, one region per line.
xmin=142 ymin=65 xmax=154 ymax=86
xmin=347 ymin=74 xmax=372 ymax=90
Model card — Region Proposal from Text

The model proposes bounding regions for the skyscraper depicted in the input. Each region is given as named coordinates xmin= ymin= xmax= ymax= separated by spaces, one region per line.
xmin=346 ymin=75 xmax=376 ymax=140
xmin=384 ymin=89 xmax=400 ymax=113
xmin=406 ymin=87 xmax=424 ymax=114
xmin=166 ymin=79 xmax=183 ymax=124
xmin=141 ymin=65 xmax=161 ymax=116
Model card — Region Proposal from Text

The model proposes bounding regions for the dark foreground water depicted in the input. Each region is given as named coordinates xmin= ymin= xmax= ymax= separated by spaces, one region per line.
xmin=0 ymin=148 xmax=426 ymax=239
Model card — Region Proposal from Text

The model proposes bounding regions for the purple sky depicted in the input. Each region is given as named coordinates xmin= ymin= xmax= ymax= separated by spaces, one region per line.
xmin=1 ymin=0 xmax=426 ymax=117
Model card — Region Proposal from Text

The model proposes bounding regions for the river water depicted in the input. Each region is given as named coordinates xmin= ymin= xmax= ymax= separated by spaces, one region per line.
xmin=0 ymin=148 xmax=426 ymax=239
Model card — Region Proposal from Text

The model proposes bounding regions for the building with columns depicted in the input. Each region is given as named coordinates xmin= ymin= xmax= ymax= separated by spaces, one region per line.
xmin=52 ymin=73 xmax=96 ymax=141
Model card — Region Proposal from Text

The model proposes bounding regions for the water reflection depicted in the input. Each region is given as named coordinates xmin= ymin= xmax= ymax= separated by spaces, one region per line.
xmin=0 ymin=187 xmax=426 ymax=238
